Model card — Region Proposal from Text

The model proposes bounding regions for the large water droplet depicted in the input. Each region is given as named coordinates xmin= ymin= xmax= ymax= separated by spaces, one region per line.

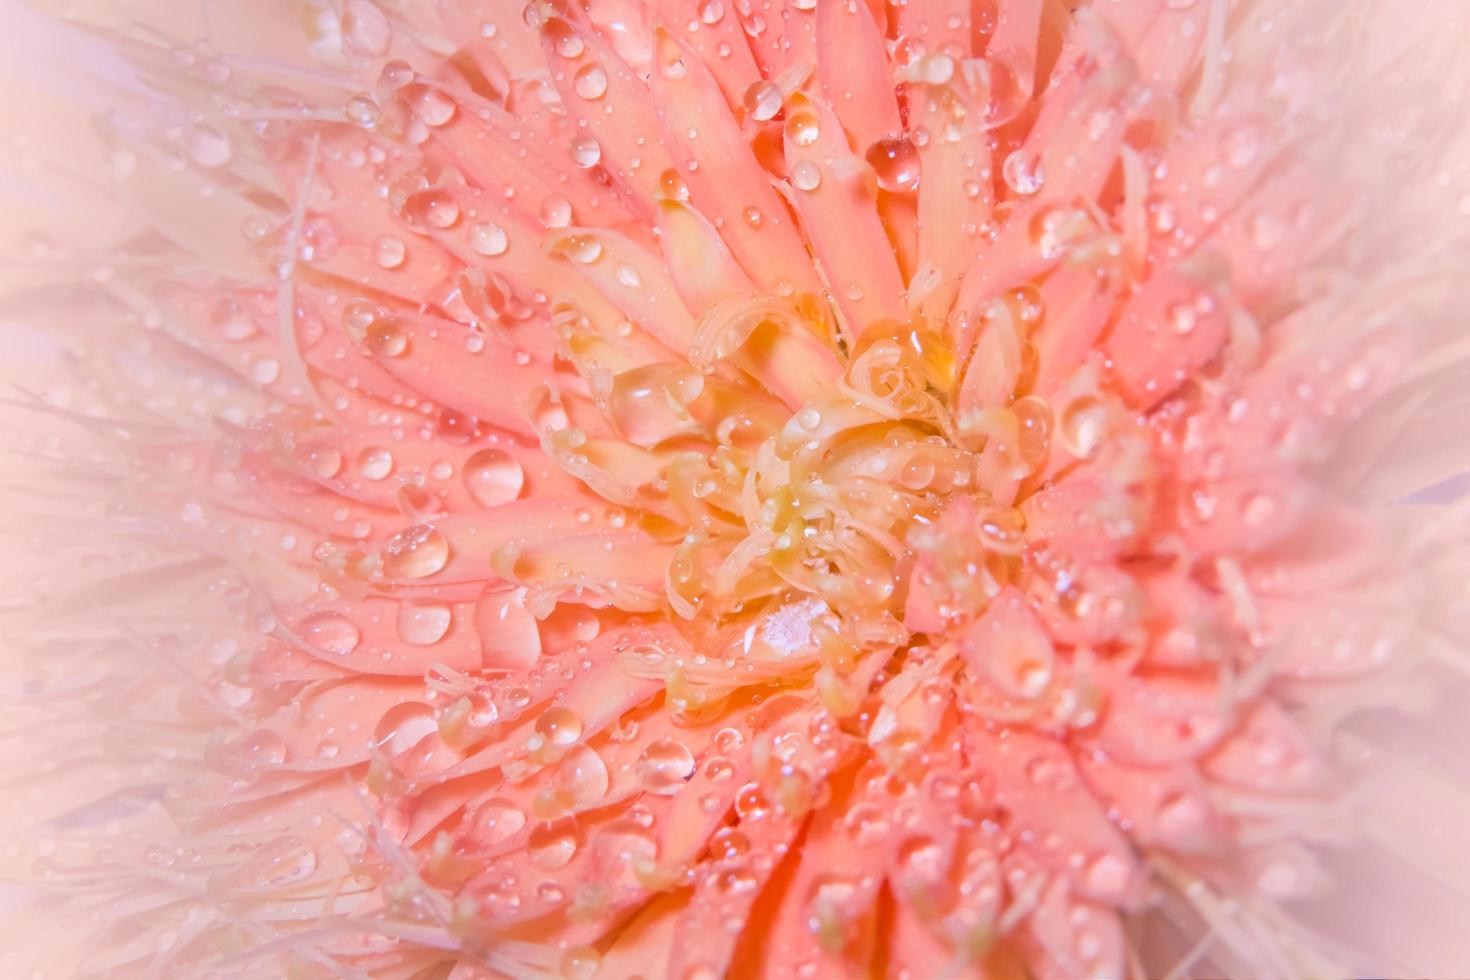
xmin=1058 ymin=395 xmax=1108 ymax=459
xmin=637 ymin=737 xmax=696 ymax=795
xmin=469 ymin=222 xmax=509 ymax=256
xmin=573 ymin=63 xmax=608 ymax=100
xmin=380 ymin=524 xmax=450 ymax=579
xmin=1002 ymin=149 xmax=1045 ymax=195
xmin=743 ymin=80 xmax=783 ymax=122
xmin=300 ymin=610 xmax=361 ymax=655
xmin=785 ymin=109 xmax=820 ymax=147
xmin=535 ymin=706 xmax=584 ymax=748
xmin=558 ymin=234 xmax=604 ymax=264
xmin=527 ymin=819 xmax=580 ymax=869
xmin=374 ymin=702 xmax=438 ymax=757
xmin=791 ymin=161 xmax=822 ymax=192
xmin=541 ymin=196 xmax=573 ymax=228
xmin=865 ymin=136 xmax=921 ymax=193
xmin=468 ymin=797 xmax=525 ymax=845
xmin=357 ymin=446 xmax=395 ymax=480
xmin=570 ymin=137 xmax=602 ymax=169
xmin=345 ymin=93 xmax=381 ymax=128
xmin=397 ymin=600 xmax=452 ymax=645
xmin=374 ymin=235 xmax=407 ymax=269
xmin=545 ymin=18 xmax=585 ymax=58
xmin=463 ymin=449 xmax=524 ymax=506
xmin=559 ymin=744 xmax=610 ymax=806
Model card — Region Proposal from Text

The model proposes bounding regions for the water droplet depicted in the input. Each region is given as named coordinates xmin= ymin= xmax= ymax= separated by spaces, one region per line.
xmin=559 ymin=744 xmax=609 ymax=805
xmin=527 ymin=819 xmax=580 ymax=869
xmin=188 ymin=125 xmax=232 ymax=167
xmin=299 ymin=215 xmax=340 ymax=262
xmin=417 ymin=191 xmax=460 ymax=229
xmin=1058 ymin=396 xmax=1108 ymax=459
xmin=570 ymin=137 xmax=602 ymax=169
xmin=545 ymin=18 xmax=585 ymax=58
xmin=352 ymin=448 xmax=396 ymax=486
xmin=792 ymin=161 xmax=822 ymax=191
xmin=380 ymin=524 xmax=450 ymax=579
xmin=374 ymin=702 xmax=438 ymax=757
xmin=785 ymin=109 xmax=820 ymax=147
xmin=292 ymin=441 xmax=340 ymax=482
xmin=374 ymin=235 xmax=407 ymax=269
xmin=1083 ymin=853 xmax=1132 ymax=898
xmin=530 ymin=199 xmax=569 ymax=233
xmin=561 ymin=946 xmax=601 ymax=980
xmin=468 ymin=797 xmax=525 ymax=845
xmin=699 ymin=0 xmax=725 ymax=23
xmin=574 ymin=63 xmax=609 ymax=100
xmin=1167 ymin=300 xmax=1198 ymax=335
xmin=1002 ymin=149 xmax=1045 ymax=195
xmin=462 ymin=449 xmax=524 ymax=507
xmin=469 ymin=222 xmax=509 ymax=256
xmin=558 ymin=234 xmax=604 ymax=264
xmin=300 ymin=610 xmax=361 ymax=654
xmin=743 ymin=206 xmax=763 ymax=227
xmin=210 ymin=298 xmax=257 ymax=341
xmin=345 ymin=93 xmax=381 ymax=128
xmin=865 ymin=136 xmax=921 ymax=193
xmin=743 ymin=80 xmax=783 ymax=122
xmin=535 ymin=706 xmax=584 ymax=747
xmin=250 ymin=358 xmax=281 ymax=385
xmin=636 ymin=737 xmax=696 ymax=795
xmin=364 ymin=315 xmax=411 ymax=358
xmin=410 ymin=87 xmax=456 ymax=127
xmin=397 ymin=600 xmax=452 ymax=645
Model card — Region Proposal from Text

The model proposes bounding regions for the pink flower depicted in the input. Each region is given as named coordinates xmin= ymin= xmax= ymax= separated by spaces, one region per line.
xmin=3 ymin=0 xmax=1468 ymax=977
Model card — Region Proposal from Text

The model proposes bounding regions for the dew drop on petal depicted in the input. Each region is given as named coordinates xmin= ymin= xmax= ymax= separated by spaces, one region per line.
xmin=698 ymin=0 xmax=725 ymax=23
xmin=357 ymin=446 xmax=395 ymax=481
xmin=573 ymin=63 xmax=608 ymax=100
xmin=1002 ymin=149 xmax=1045 ymax=195
xmin=374 ymin=702 xmax=438 ymax=757
xmin=559 ymin=744 xmax=610 ymax=806
xmin=397 ymin=600 xmax=452 ymax=646
xmin=380 ymin=524 xmax=450 ymax=579
xmin=1057 ymin=396 xmax=1108 ymax=459
xmin=561 ymin=947 xmax=602 ymax=980
xmin=527 ymin=819 xmax=580 ymax=869
xmin=545 ymin=18 xmax=585 ymax=58
xmin=541 ymin=196 xmax=574 ymax=228
xmin=743 ymin=80 xmax=783 ymax=122
xmin=345 ymin=93 xmax=381 ymax=128
xmin=300 ymin=611 xmax=361 ymax=655
xmin=785 ymin=108 xmax=820 ymax=147
xmin=535 ymin=706 xmax=584 ymax=747
xmin=250 ymin=358 xmax=281 ymax=385
xmin=559 ymin=234 xmax=604 ymax=264
xmin=374 ymin=235 xmax=407 ymax=269
xmin=570 ymin=137 xmax=602 ymax=169
xmin=463 ymin=449 xmax=524 ymax=506
xmin=188 ymin=125 xmax=232 ymax=167
xmin=469 ymin=797 xmax=525 ymax=845
xmin=636 ymin=737 xmax=696 ymax=794
xmin=469 ymin=222 xmax=509 ymax=256
xmin=792 ymin=161 xmax=822 ymax=191
xmin=865 ymin=136 xmax=921 ymax=193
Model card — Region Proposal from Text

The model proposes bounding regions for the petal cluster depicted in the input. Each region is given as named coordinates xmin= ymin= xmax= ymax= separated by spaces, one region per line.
xmin=1 ymin=0 xmax=1461 ymax=978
